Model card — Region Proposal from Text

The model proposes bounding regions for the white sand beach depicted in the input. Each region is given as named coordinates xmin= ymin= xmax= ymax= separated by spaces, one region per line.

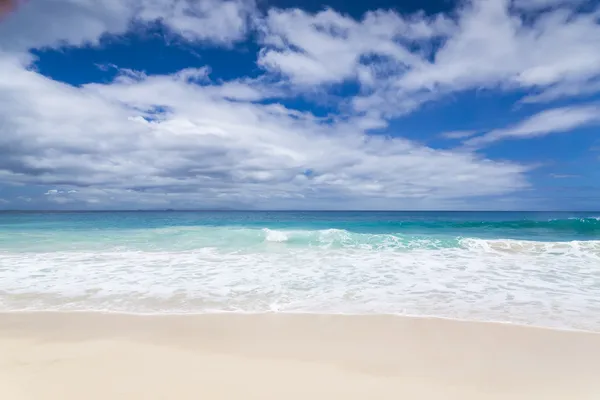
xmin=1 ymin=312 xmax=600 ymax=399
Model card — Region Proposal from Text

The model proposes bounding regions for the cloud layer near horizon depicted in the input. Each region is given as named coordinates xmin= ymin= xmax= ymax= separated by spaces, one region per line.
xmin=0 ymin=0 xmax=599 ymax=209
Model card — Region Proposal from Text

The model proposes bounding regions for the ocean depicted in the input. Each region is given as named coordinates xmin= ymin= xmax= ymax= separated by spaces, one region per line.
xmin=1 ymin=211 xmax=599 ymax=330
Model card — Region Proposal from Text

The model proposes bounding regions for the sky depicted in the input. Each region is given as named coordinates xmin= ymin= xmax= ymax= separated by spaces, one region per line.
xmin=0 ymin=0 xmax=599 ymax=210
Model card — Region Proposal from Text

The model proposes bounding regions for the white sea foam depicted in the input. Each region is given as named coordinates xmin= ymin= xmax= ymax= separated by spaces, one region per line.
xmin=1 ymin=238 xmax=600 ymax=331
xmin=460 ymin=238 xmax=600 ymax=256
xmin=263 ymin=228 xmax=289 ymax=242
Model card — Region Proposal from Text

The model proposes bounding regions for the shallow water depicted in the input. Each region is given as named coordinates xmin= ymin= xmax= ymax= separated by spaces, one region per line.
xmin=1 ymin=211 xmax=599 ymax=330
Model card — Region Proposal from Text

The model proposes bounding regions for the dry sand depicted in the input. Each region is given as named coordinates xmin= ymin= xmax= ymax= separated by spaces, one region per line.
xmin=1 ymin=312 xmax=599 ymax=399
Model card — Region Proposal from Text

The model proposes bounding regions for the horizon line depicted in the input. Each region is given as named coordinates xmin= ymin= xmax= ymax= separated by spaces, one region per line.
xmin=1 ymin=209 xmax=599 ymax=213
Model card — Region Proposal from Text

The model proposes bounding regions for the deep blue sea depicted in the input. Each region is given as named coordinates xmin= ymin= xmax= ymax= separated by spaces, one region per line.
xmin=1 ymin=211 xmax=599 ymax=330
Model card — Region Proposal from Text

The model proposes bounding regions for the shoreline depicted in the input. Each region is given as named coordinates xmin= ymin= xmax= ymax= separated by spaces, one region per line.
xmin=2 ymin=312 xmax=600 ymax=399
xmin=0 ymin=309 xmax=596 ymax=334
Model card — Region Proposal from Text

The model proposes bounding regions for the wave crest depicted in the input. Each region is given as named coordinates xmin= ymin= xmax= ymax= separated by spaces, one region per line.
xmin=256 ymin=228 xmax=600 ymax=256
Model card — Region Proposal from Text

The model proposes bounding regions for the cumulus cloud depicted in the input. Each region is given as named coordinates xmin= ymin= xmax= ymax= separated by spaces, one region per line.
xmin=255 ymin=0 xmax=600 ymax=117
xmin=393 ymin=1 xmax=600 ymax=113
xmin=257 ymin=8 xmax=449 ymax=87
xmin=0 ymin=0 xmax=254 ymax=54
xmin=2 ymin=0 xmax=599 ymax=209
xmin=138 ymin=0 xmax=255 ymax=44
xmin=0 ymin=52 xmax=528 ymax=209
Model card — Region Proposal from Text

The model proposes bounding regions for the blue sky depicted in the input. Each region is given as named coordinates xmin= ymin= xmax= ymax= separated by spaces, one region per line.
xmin=0 ymin=0 xmax=599 ymax=210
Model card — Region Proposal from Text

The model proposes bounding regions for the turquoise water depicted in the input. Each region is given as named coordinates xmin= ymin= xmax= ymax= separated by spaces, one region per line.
xmin=1 ymin=211 xmax=599 ymax=251
xmin=1 ymin=211 xmax=600 ymax=330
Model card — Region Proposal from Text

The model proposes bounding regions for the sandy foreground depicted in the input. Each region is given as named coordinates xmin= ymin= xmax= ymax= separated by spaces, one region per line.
xmin=1 ymin=313 xmax=600 ymax=399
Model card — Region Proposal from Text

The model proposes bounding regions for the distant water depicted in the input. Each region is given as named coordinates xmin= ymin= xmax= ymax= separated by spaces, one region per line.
xmin=1 ymin=211 xmax=600 ymax=331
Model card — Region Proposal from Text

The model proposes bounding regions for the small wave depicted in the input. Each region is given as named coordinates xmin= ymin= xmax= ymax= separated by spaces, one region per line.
xmin=263 ymin=228 xmax=289 ymax=242
xmin=257 ymin=228 xmax=459 ymax=250
xmin=460 ymin=238 xmax=600 ymax=256
xmin=258 ymin=228 xmax=600 ymax=255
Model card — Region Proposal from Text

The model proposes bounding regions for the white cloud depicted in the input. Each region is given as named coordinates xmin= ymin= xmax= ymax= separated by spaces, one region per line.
xmin=138 ymin=0 xmax=255 ymax=44
xmin=389 ymin=0 xmax=600 ymax=112
xmin=0 ymin=53 xmax=529 ymax=209
xmin=0 ymin=0 xmax=254 ymax=55
xmin=45 ymin=188 xmax=75 ymax=195
xmin=3 ymin=0 xmax=599 ymax=110
xmin=522 ymin=78 xmax=600 ymax=103
xmin=465 ymin=105 xmax=600 ymax=147
xmin=440 ymin=130 xmax=480 ymax=140
xmin=0 ymin=0 xmax=134 ymax=52
xmin=3 ymin=0 xmax=600 ymax=208
xmin=253 ymin=0 xmax=600 ymax=117
xmin=257 ymin=7 xmax=450 ymax=87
